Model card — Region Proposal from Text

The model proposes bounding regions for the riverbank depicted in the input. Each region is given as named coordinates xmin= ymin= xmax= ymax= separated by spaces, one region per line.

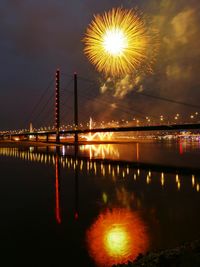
xmin=0 ymin=138 xmax=155 ymax=146
xmin=114 ymin=240 xmax=200 ymax=267
xmin=0 ymin=140 xmax=62 ymax=147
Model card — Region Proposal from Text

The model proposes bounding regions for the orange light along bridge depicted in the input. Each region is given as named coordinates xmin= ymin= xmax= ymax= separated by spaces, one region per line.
xmin=1 ymin=123 xmax=200 ymax=143
xmin=1 ymin=69 xmax=200 ymax=143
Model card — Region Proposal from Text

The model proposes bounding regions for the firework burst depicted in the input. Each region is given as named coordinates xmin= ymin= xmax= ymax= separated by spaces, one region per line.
xmin=84 ymin=8 xmax=153 ymax=77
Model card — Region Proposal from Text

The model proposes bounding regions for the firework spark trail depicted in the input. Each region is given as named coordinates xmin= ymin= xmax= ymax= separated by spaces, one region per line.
xmin=84 ymin=8 xmax=154 ymax=77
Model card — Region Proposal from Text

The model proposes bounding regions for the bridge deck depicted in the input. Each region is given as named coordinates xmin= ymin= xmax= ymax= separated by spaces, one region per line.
xmin=1 ymin=123 xmax=200 ymax=137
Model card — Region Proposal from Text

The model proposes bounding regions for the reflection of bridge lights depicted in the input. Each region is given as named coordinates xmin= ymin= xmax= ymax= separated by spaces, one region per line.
xmin=86 ymin=208 xmax=149 ymax=267
xmin=1 ymin=147 xmax=200 ymax=193
xmin=61 ymin=146 xmax=66 ymax=156
xmin=29 ymin=146 xmax=34 ymax=153
xmin=192 ymin=175 xmax=195 ymax=187
xmin=177 ymin=181 xmax=181 ymax=190
xmin=176 ymin=174 xmax=181 ymax=190
xmin=197 ymin=184 xmax=199 ymax=192
xmin=161 ymin=173 xmax=165 ymax=187
xmin=146 ymin=175 xmax=151 ymax=184
xmin=116 ymin=187 xmax=134 ymax=208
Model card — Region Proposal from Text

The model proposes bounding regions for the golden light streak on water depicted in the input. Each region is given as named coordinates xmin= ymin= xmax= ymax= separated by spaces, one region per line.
xmin=177 ymin=181 xmax=181 ymax=190
xmin=161 ymin=173 xmax=165 ymax=187
xmin=146 ymin=175 xmax=151 ymax=184
xmin=112 ymin=169 xmax=115 ymax=180
xmin=127 ymin=167 xmax=129 ymax=175
xmin=80 ymin=160 xmax=83 ymax=171
xmin=84 ymin=144 xmax=119 ymax=159
xmin=0 ymin=147 xmax=198 ymax=195
xmin=108 ymin=164 xmax=111 ymax=174
xmin=86 ymin=209 xmax=149 ymax=267
xmin=197 ymin=184 xmax=200 ymax=192
xmin=103 ymin=167 xmax=105 ymax=177
xmin=176 ymin=174 xmax=179 ymax=183
xmin=117 ymin=165 xmax=120 ymax=174
xmin=192 ymin=175 xmax=195 ymax=187
xmin=94 ymin=163 xmax=97 ymax=175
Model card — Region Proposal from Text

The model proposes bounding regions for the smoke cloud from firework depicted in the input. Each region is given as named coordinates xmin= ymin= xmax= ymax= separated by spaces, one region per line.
xmin=138 ymin=0 xmax=200 ymax=118
xmin=150 ymin=1 xmax=200 ymax=95
xmin=96 ymin=0 xmax=200 ymax=119
xmin=100 ymin=74 xmax=144 ymax=98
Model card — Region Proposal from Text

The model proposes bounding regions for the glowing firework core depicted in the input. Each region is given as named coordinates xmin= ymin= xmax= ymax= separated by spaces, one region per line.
xmin=105 ymin=225 xmax=128 ymax=255
xmin=103 ymin=28 xmax=127 ymax=56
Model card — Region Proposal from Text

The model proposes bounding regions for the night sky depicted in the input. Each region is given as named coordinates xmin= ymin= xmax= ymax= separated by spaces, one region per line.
xmin=0 ymin=0 xmax=200 ymax=130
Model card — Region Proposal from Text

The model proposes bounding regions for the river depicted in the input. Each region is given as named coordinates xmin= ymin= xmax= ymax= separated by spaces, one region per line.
xmin=0 ymin=140 xmax=200 ymax=266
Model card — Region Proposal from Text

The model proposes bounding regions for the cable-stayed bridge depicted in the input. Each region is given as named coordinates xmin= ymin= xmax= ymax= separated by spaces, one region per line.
xmin=1 ymin=69 xmax=200 ymax=143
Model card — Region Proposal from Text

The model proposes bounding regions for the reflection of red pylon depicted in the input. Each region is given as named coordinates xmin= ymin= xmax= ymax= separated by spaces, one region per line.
xmin=74 ymin=163 xmax=79 ymax=221
xmin=75 ymin=211 xmax=79 ymax=220
xmin=179 ymin=141 xmax=183 ymax=155
xmin=136 ymin=142 xmax=139 ymax=161
xmin=55 ymin=156 xmax=61 ymax=224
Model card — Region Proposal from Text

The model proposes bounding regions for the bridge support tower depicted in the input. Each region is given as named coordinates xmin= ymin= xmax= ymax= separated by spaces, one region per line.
xmin=74 ymin=72 xmax=78 ymax=144
xmin=55 ymin=69 xmax=60 ymax=143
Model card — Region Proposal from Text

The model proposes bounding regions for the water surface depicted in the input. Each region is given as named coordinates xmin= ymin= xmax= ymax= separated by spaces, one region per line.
xmin=0 ymin=141 xmax=200 ymax=266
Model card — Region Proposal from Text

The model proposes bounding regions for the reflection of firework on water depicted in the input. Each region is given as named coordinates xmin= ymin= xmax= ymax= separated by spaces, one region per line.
xmin=84 ymin=7 xmax=157 ymax=77
xmin=86 ymin=208 xmax=149 ymax=267
xmin=116 ymin=187 xmax=135 ymax=208
xmin=80 ymin=144 xmax=119 ymax=160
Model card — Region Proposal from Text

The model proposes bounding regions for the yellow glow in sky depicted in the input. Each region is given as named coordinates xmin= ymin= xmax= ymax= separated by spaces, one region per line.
xmin=103 ymin=28 xmax=127 ymax=56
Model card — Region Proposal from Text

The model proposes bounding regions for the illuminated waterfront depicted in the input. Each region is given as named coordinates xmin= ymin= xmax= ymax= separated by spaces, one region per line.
xmin=0 ymin=142 xmax=200 ymax=266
